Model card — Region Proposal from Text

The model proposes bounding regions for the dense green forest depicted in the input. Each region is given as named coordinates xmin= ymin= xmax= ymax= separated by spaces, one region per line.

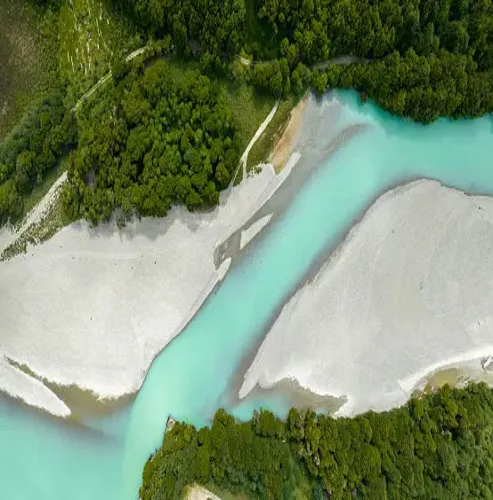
xmin=0 ymin=86 xmax=76 ymax=223
xmin=140 ymin=383 xmax=493 ymax=499
xmin=120 ymin=0 xmax=493 ymax=121
xmin=64 ymin=56 xmax=241 ymax=223
xmin=121 ymin=0 xmax=246 ymax=62
xmin=4 ymin=0 xmax=493 ymax=227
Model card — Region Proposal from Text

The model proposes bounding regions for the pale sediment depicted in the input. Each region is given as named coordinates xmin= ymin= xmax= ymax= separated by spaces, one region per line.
xmin=415 ymin=360 xmax=493 ymax=395
xmin=43 ymin=382 xmax=136 ymax=419
xmin=0 ymin=355 xmax=70 ymax=418
xmin=0 ymin=161 xmax=295 ymax=417
xmin=271 ymin=94 xmax=307 ymax=171
xmin=0 ymin=93 xmax=310 ymax=418
xmin=243 ymin=377 xmax=345 ymax=415
xmin=184 ymin=484 xmax=221 ymax=500
xmin=0 ymin=92 xmax=368 ymax=418
xmin=240 ymin=214 xmax=273 ymax=250
xmin=216 ymin=94 xmax=367 ymax=268
xmin=240 ymin=180 xmax=493 ymax=416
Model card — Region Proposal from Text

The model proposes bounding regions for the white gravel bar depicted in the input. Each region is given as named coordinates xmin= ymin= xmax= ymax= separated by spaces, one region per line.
xmin=240 ymin=180 xmax=493 ymax=416
xmin=0 ymin=163 xmax=288 ymax=414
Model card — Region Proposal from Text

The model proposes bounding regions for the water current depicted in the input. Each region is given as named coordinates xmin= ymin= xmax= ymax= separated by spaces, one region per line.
xmin=3 ymin=90 xmax=493 ymax=499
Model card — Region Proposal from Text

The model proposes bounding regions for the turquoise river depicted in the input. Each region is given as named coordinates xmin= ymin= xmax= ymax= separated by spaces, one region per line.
xmin=2 ymin=90 xmax=493 ymax=499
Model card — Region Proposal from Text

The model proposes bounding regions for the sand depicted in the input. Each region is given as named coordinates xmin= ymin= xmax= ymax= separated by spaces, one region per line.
xmin=0 ymin=355 xmax=70 ymax=418
xmin=184 ymin=485 xmax=220 ymax=500
xmin=0 ymin=95 xmax=292 ymax=417
xmin=0 ymin=160 xmax=295 ymax=416
xmin=240 ymin=214 xmax=272 ymax=250
xmin=271 ymin=95 xmax=307 ymax=171
xmin=240 ymin=180 xmax=493 ymax=416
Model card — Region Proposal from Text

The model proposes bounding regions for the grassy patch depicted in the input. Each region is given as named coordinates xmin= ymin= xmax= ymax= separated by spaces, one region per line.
xmin=157 ymin=58 xmax=202 ymax=84
xmin=1 ymin=186 xmax=69 ymax=261
xmin=59 ymin=0 xmax=143 ymax=98
xmin=247 ymin=96 xmax=297 ymax=171
xmin=161 ymin=59 xmax=276 ymax=154
xmin=219 ymin=82 xmax=276 ymax=152
xmin=217 ymin=73 xmax=276 ymax=185
xmin=0 ymin=0 xmax=56 ymax=138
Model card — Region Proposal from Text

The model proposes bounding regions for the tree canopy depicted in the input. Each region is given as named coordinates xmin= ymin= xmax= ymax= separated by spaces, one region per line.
xmin=0 ymin=84 xmax=75 ymax=223
xmin=121 ymin=0 xmax=246 ymax=63
xmin=140 ymin=383 xmax=493 ymax=499
xmin=117 ymin=0 xmax=493 ymax=122
xmin=256 ymin=0 xmax=493 ymax=68
xmin=64 ymin=59 xmax=241 ymax=224
xmin=4 ymin=0 xmax=493 ymax=227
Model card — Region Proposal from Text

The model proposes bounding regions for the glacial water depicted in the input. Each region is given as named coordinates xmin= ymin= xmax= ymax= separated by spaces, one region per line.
xmin=3 ymin=90 xmax=493 ymax=499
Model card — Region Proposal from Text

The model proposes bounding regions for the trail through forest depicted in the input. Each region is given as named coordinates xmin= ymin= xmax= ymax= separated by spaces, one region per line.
xmin=233 ymin=98 xmax=280 ymax=184
xmin=72 ymin=46 xmax=147 ymax=112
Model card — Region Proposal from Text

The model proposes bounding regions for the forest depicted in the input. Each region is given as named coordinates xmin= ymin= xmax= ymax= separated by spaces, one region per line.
xmin=119 ymin=0 xmax=493 ymax=122
xmin=64 ymin=54 xmax=241 ymax=223
xmin=3 ymin=0 xmax=493 ymax=226
xmin=140 ymin=383 xmax=493 ymax=499
xmin=0 ymin=85 xmax=76 ymax=223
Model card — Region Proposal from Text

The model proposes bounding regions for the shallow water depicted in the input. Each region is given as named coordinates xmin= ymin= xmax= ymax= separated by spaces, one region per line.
xmin=3 ymin=90 xmax=493 ymax=499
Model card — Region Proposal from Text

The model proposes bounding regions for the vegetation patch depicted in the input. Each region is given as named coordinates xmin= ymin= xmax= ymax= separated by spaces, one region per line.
xmin=58 ymin=0 xmax=143 ymax=99
xmin=247 ymin=96 xmax=297 ymax=172
xmin=0 ymin=85 xmax=76 ymax=224
xmin=64 ymin=57 xmax=261 ymax=223
xmin=219 ymin=82 xmax=275 ymax=154
xmin=16 ymin=153 xmax=68 ymax=224
xmin=141 ymin=383 xmax=493 ymax=499
xmin=1 ymin=180 xmax=69 ymax=261
xmin=243 ymin=0 xmax=280 ymax=61
xmin=0 ymin=0 xmax=143 ymax=228
xmin=5 ymin=0 xmax=493 ymax=230
xmin=0 ymin=0 xmax=57 ymax=138
xmin=140 ymin=408 xmax=314 ymax=500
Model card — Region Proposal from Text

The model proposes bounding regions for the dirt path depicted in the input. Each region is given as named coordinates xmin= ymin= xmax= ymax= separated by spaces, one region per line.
xmin=231 ymin=98 xmax=280 ymax=186
xmin=71 ymin=46 xmax=147 ymax=112
xmin=312 ymin=55 xmax=370 ymax=70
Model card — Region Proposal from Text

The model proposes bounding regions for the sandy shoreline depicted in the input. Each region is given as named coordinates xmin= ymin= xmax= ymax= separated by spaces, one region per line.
xmin=0 ymin=96 xmax=313 ymax=417
xmin=184 ymin=485 xmax=221 ymax=500
xmin=271 ymin=94 xmax=307 ymax=171
xmin=0 ymin=164 xmax=292 ymax=417
xmin=7 ymin=91 xmax=493 ymax=421
xmin=240 ymin=180 xmax=493 ymax=417
xmin=0 ymin=355 xmax=70 ymax=418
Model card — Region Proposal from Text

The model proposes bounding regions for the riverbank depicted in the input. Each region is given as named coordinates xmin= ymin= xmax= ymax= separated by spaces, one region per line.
xmin=142 ymin=383 xmax=493 ymax=500
xmin=184 ymin=485 xmax=221 ymax=500
xmin=271 ymin=93 xmax=308 ymax=171
xmin=0 ymin=90 xmax=313 ymax=417
xmin=240 ymin=179 xmax=493 ymax=416
xmin=0 ymin=164 xmax=282 ymax=416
